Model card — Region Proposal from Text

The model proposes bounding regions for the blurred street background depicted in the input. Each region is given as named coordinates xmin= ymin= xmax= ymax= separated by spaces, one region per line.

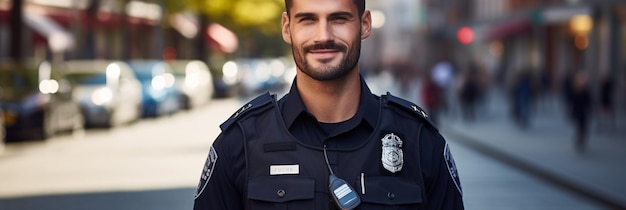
xmin=1 ymin=0 xmax=626 ymax=209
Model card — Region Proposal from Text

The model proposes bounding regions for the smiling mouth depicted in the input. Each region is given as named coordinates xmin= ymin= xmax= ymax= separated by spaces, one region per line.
xmin=304 ymin=42 xmax=346 ymax=60
xmin=309 ymin=49 xmax=340 ymax=60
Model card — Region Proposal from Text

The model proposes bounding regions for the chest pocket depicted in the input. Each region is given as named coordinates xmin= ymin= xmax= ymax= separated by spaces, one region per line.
xmin=357 ymin=176 xmax=423 ymax=209
xmin=247 ymin=176 xmax=316 ymax=210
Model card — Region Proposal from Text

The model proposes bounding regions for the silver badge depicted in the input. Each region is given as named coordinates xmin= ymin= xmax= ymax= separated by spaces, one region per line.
xmin=381 ymin=133 xmax=403 ymax=173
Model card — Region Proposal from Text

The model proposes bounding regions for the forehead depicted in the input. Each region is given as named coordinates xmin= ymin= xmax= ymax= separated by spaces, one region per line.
xmin=289 ymin=0 xmax=357 ymax=16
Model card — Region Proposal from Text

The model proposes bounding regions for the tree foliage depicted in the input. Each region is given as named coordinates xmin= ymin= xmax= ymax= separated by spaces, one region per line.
xmin=171 ymin=0 xmax=284 ymax=36
xmin=163 ymin=0 xmax=287 ymax=57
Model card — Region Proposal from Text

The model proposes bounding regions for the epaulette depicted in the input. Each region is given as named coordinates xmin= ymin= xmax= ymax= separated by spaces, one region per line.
xmin=219 ymin=92 xmax=276 ymax=131
xmin=383 ymin=92 xmax=437 ymax=131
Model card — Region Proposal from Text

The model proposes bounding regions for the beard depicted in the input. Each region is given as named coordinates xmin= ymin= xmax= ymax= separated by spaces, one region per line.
xmin=291 ymin=37 xmax=361 ymax=81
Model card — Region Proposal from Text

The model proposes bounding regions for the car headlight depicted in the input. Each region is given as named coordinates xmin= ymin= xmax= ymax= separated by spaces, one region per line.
xmin=255 ymin=62 xmax=271 ymax=82
xmin=269 ymin=59 xmax=285 ymax=78
xmin=151 ymin=75 xmax=165 ymax=91
xmin=91 ymin=87 xmax=113 ymax=106
xmin=163 ymin=73 xmax=175 ymax=88
xmin=39 ymin=79 xmax=59 ymax=94
xmin=185 ymin=75 xmax=200 ymax=89
xmin=222 ymin=61 xmax=239 ymax=85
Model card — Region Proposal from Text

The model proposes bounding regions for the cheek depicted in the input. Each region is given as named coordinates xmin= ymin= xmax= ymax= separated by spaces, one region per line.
xmin=333 ymin=25 xmax=360 ymax=43
xmin=291 ymin=25 xmax=314 ymax=41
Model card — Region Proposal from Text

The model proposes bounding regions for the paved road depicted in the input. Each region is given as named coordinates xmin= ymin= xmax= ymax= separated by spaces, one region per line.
xmin=0 ymin=95 xmax=608 ymax=209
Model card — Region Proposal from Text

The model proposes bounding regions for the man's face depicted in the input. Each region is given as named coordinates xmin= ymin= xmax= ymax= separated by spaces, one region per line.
xmin=282 ymin=0 xmax=371 ymax=81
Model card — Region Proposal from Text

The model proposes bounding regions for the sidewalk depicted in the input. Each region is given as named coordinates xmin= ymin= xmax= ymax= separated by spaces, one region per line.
xmin=442 ymin=89 xmax=626 ymax=209
xmin=366 ymin=74 xmax=626 ymax=209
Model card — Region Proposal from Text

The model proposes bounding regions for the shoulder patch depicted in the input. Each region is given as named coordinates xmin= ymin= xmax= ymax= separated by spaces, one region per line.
xmin=219 ymin=92 xmax=276 ymax=131
xmin=444 ymin=143 xmax=462 ymax=196
xmin=195 ymin=146 xmax=218 ymax=199
xmin=384 ymin=92 xmax=436 ymax=130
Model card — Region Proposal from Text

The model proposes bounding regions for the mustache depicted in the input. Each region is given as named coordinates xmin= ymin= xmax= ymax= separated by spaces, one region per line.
xmin=303 ymin=42 xmax=347 ymax=53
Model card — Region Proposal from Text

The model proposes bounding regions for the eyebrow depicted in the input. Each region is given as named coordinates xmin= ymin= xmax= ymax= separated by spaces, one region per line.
xmin=293 ymin=11 xmax=355 ymax=19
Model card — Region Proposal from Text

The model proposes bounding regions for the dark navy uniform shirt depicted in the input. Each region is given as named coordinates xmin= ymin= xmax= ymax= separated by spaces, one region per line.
xmin=194 ymin=77 xmax=464 ymax=209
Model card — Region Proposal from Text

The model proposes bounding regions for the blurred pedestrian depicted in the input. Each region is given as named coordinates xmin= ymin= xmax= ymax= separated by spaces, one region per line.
xmin=569 ymin=70 xmax=591 ymax=152
xmin=431 ymin=58 xmax=456 ymax=115
xmin=561 ymin=69 xmax=575 ymax=120
xmin=598 ymin=70 xmax=615 ymax=131
xmin=421 ymin=71 xmax=443 ymax=126
xmin=509 ymin=67 xmax=536 ymax=129
xmin=459 ymin=63 xmax=480 ymax=121
xmin=193 ymin=0 xmax=464 ymax=209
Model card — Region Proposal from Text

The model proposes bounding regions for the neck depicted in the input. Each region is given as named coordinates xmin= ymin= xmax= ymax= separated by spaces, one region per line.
xmin=296 ymin=69 xmax=361 ymax=123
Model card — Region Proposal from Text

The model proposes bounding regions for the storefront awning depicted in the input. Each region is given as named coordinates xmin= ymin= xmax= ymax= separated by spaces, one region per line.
xmin=484 ymin=5 xmax=592 ymax=41
xmin=206 ymin=23 xmax=238 ymax=54
xmin=23 ymin=11 xmax=74 ymax=52
xmin=485 ymin=17 xmax=532 ymax=40
xmin=542 ymin=5 xmax=592 ymax=24
xmin=169 ymin=12 xmax=199 ymax=39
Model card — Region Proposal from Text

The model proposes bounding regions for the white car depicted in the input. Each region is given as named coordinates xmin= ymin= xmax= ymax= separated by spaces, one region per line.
xmin=168 ymin=60 xmax=214 ymax=109
xmin=65 ymin=60 xmax=143 ymax=128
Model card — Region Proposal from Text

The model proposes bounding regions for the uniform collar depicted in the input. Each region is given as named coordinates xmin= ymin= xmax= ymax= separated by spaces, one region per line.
xmin=280 ymin=75 xmax=378 ymax=129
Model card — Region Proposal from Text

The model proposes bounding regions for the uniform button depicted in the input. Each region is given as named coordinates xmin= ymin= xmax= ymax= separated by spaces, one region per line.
xmin=387 ymin=192 xmax=395 ymax=200
xmin=277 ymin=189 xmax=286 ymax=198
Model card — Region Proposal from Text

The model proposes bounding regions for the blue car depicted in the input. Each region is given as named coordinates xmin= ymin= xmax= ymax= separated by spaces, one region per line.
xmin=236 ymin=57 xmax=292 ymax=96
xmin=126 ymin=60 xmax=181 ymax=117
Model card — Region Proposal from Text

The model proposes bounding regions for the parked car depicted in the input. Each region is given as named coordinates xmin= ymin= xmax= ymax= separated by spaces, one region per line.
xmin=64 ymin=60 xmax=142 ymax=128
xmin=126 ymin=60 xmax=180 ymax=117
xmin=168 ymin=60 xmax=214 ymax=110
xmin=207 ymin=58 xmax=242 ymax=98
xmin=236 ymin=57 xmax=291 ymax=96
xmin=0 ymin=61 xmax=84 ymax=141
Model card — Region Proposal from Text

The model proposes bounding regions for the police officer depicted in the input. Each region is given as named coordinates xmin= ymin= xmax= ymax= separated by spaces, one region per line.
xmin=193 ymin=0 xmax=464 ymax=209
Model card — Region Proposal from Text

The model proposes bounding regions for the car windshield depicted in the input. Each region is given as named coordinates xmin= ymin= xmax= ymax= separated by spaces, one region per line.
xmin=129 ymin=62 xmax=158 ymax=82
xmin=133 ymin=71 xmax=154 ymax=81
xmin=0 ymin=69 xmax=39 ymax=100
xmin=66 ymin=72 xmax=107 ymax=85
xmin=169 ymin=63 xmax=186 ymax=75
xmin=0 ymin=70 xmax=37 ymax=90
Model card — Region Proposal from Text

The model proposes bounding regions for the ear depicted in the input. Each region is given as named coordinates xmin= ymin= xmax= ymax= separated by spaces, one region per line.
xmin=360 ymin=10 xmax=372 ymax=40
xmin=282 ymin=12 xmax=292 ymax=44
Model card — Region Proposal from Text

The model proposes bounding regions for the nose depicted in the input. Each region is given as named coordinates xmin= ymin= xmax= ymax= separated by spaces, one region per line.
xmin=314 ymin=20 xmax=334 ymax=43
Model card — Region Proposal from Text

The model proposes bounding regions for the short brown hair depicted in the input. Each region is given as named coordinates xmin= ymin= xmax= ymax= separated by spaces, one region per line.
xmin=284 ymin=0 xmax=366 ymax=18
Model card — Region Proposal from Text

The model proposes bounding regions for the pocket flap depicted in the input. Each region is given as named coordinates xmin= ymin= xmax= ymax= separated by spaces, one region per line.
xmin=360 ymin=176 xmax=423 ymax=205
xmin=248 ymin=176 xmax=315 ymax=203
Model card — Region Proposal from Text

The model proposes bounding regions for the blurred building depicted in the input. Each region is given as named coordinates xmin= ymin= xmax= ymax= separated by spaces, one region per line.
xmin=423 ymin=0 xmax=626 ymax=109
xmin=0 ymin=0 xmax=237 ymax=65
xmin=0 ymin=0 xmax=163 ymax=62
xmin=361 ymin=0 xmax=427 ymax=88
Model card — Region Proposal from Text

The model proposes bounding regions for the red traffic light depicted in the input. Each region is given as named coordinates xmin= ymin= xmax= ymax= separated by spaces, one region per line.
xmin=457 ymin=27 xmax=474 ymax=45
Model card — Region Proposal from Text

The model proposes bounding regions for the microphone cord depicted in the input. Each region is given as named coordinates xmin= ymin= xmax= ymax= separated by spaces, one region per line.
xmin=323 ymin=145 xmax=335 ymax=175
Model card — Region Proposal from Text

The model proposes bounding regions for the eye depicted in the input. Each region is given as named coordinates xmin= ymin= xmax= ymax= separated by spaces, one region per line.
xmin=301 ymin=18 xmax=313 ymax=22
xmin=298 ymin=17 xmax=316 ymax=23
xmin=330 ymin=15 xmax=351 ymax=23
